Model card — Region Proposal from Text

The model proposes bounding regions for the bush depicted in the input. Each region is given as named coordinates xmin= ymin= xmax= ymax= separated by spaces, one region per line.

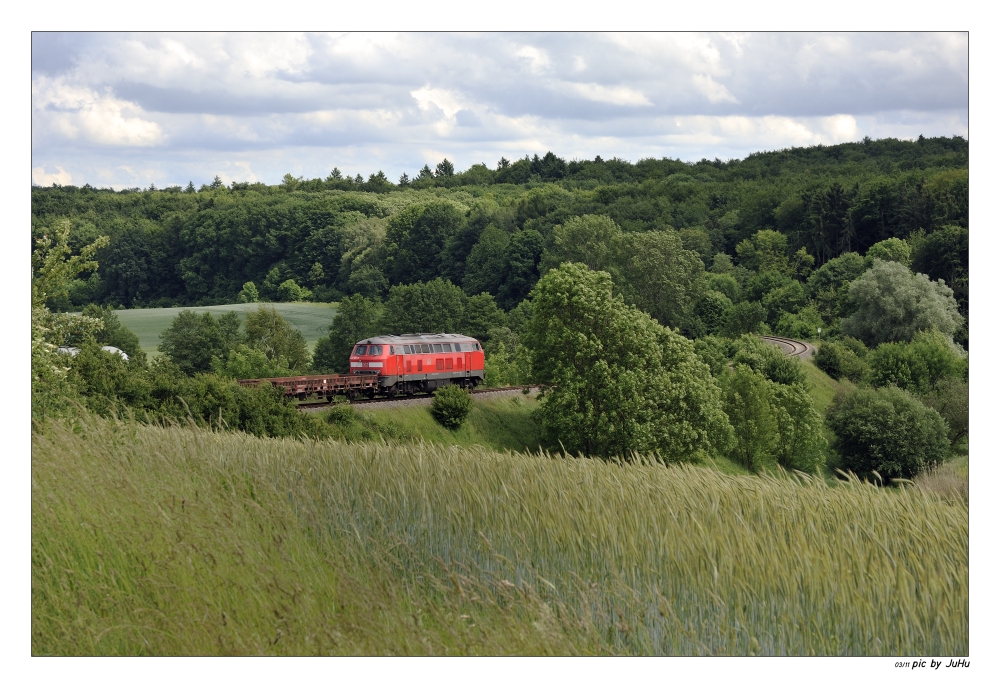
xmin=815 ymin=340 xmax=867 ymax=383
xmin=921 ymin=378 xmax=969 ymax=447
xmin=826 ymin=386 xmax=950 ymax=481
xmin=430 ymin=384 xmax=473 ymax=430
xmin=732 ymin=334 xmax=806 ymax=386
xmin=865 ymin=330 xmax=967 ymax=394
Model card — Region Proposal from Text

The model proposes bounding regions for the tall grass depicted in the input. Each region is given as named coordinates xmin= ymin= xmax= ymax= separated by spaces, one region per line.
xmin=32 ymin=415 xmax=968 ymax=655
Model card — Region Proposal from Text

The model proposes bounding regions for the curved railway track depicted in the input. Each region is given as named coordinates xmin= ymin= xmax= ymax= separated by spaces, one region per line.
xmin=760 ymin=336 xmax=814 ymax=359
xmin=296 ymin=385 xmax=534 ymax=410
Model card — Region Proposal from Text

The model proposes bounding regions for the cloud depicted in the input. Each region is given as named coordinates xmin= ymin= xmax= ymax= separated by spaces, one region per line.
xmin=33 ymin=76 xmax=163 ymax=147
xmin=691 ymin=74 xmax=739 ymax=104
xmin=29 ymin=32 xmax=968 ymax=188
xmin=31 ymin=165 xmax=73 ymax=186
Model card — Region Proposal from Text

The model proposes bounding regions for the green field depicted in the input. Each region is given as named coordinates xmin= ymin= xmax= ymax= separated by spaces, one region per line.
xmin=32 ymin=413 xmax=969 ymax=656
xmin=113 ymin=301 xmax=338 ymax=356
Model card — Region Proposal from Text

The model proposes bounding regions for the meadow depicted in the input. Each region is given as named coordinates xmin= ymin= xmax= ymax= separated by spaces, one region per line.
xmin=113 ymin=301 xmax=338 ymax=356
xmin=32 ymin=412 xmax=968 ymax=656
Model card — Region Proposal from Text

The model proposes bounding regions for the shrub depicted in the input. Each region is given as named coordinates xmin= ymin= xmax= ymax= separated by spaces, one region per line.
xmin=826 ymin=386 xmax=950 ymax=481
xmin=430 ymin=384 xmax=473 ymax=430
xmin=921 ymin=378 xmax=969 ymax=447
xmin=771 ymin=383 xmax=828 ymax=472
xmin=865 ymin=330 xmax=967 ymax=394
xmin=732 ymin=334 xmax=806 ymax=386
xmin=815 ymin=340 xmax=867 ymax=383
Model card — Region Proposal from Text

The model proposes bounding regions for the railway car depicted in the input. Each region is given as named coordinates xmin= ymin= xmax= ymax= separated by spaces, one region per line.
xmin=349 ymin=333 xmax=485 ymax=397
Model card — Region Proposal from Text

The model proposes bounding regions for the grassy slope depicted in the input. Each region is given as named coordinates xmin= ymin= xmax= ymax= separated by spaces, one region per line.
xmin=32 ymin=415 xmax=969 ymax=656
xmin=360 ymin=394 xmax=545 ymax=455
xmin=114 ymin=301 xmax=338 ymax=356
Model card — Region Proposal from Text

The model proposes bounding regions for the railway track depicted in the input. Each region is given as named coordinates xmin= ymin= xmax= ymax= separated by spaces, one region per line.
xmin=760 ymin=336 xmax=814 ymax=359
xmin=296 ymin=385 xmax=534 ymax=410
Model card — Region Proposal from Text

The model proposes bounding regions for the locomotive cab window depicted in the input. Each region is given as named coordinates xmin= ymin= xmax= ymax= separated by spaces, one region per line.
xmin=369 ymin=345 xmax=383 ymax=356
xmin=353 ymin=345 xmax=367 ymax=356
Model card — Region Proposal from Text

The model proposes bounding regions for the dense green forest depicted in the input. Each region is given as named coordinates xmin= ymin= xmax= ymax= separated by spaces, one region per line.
xmin=33 ymin=136 xmax=967 ymax=329
xmin=32 ymin=135 xmax=969 ymax=479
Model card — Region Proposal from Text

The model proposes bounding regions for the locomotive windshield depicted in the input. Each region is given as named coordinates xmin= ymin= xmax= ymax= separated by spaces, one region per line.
xmin=353 ymin=345 xmax=367 ymax=355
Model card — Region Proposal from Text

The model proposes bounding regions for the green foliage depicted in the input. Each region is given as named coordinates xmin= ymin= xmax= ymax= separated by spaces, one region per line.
xmin=775 ymin=306 xmax=824 ymax=340
xmin=158 ymin=310 xmax=235 ymax=376
xmin=380 ymin=278 xmax=466 ymax=334
xmin=430 ymin=384 xmax=474 ymax=430
xmin=695 ymin=290 xmax=733 ymax=334
xmin=524 ymin=262 xmax=732 ymax=462
xmin=693 ymin=335 xmax=732 ymax=377
xmin=826 ymin=385 xmax=950 ymax=481
xmin=243 ymin=305 xmax=311 ymax=372
xmin=865 ymin=330 xmax=967 ymax=394
xmin=238 ymin=281 xmax=259 ymax=303
xmin=212 ymin=344 xmax=292 ymax=380
xmin=463 ymin=293 xmax=507 ymax=342
xmin=921 ymin=378 xmax=969 ymax=447
xmin=771 ymin=382 xmax=828 ymax=472
xmin=542 ymin=215 xmax=706 ymax=330
xmin=720 ymin=301 xmax=767 ymax=338
xmin=80 ymin=304 xmax=147 ymax=366
xmin=841 ymin=261 xmax=964 ymax=347
xmin=865 ymin=238 xmax=911 ymax=268
xmin=706 ymin=272 xmax=741 ymax=303
xmin=275 ymin=279 xmax=311 ymax=302
xmin=731 ymin=335 xmax=806 ymax=386
xmin=315 ymin=294 xmax=382 ymax=373
xmin=385 ymin=201 xmax=465 ymax=285
xmin=735 ymin=230 xmax=791 ymax=274
xmin=462 ymin=224 xmax=509 ymax=296
xmin=815 ymin=340 xmax=867 ymax=383
xmin=483 ymin=342 xmax=533 ymax=387
xmin=721 ymin=365 xmax=778 ymax=472
xmin=807 ymin=252 xmax=866 ymax=321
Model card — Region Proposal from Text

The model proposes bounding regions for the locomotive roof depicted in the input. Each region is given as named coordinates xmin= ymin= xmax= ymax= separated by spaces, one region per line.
xmin=357 ymin=333 xmax=479 ymax=345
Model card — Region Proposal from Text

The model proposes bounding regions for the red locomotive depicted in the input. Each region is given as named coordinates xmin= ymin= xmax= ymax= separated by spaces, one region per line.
xmin=238 ymin=332 xmax=485 ymax=401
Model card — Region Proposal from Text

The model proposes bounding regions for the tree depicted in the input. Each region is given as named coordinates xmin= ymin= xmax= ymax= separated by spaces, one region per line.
xmin=731 ymin=334 xmax=806 ymax=386
xmin=721 ymin=365 xmax=778 ymax=472
xmin=314 ymin=294 xmax=383 ymax=373
xmin=380 ymin=278 xmax=467 ymax=335
xmin=815 ymin=339 xmax=867 ymax=383
xmin=720 ymin=301 xmax=766 ymax=337
xmin=497 ymin=229 xmax=544 ymax=310
xmin=243 ymin=305 xmax=310 ymax=372
xmin=238 ymin=281 xmax=259 ymax=303
xmin=865 ymin=329 xmax=967 ymax=394
xmin=384 ymin=202 xmax=466 ymax=285
xmin=840 ymin=260 xmax=963 ymax=346
xmin=158 ymin=310 xmax=233 ymax=376
xmin=865 ymin=237 xmax=911 ymax=267
xmin=80 ymin=304 xmax=147 ymax=366
xmin=524 ymin=262 xmax=732 ymax=462
xmin=826 ymin=386 xmax=950 ymax=481
xmin=435 ymin=158 xmax=455 ymax=178
xmin=771 ymin=382 xmax=827 ymax=472
xmin=209 ymin=175 xmax=224 ymax=190
xmin=462 ymin=293 xmax=507 ymax=342
xmin=462 ymin=224 xmax=509 ymax=296
xmin=277 ymin=279 xmax=306 ymax=302
xmin=398 ymin=172 xmax=410 ymax=186
xmin=212 ymin=344 xmax=292 ymax=380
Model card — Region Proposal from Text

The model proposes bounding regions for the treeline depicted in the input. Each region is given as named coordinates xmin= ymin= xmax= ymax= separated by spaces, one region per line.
xmin=32 ymin=136 xmax=966 ymax=320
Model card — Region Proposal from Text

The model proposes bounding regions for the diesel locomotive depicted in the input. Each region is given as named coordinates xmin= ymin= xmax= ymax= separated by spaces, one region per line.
xmin=237 ymin=333 xmax=485 ymax=401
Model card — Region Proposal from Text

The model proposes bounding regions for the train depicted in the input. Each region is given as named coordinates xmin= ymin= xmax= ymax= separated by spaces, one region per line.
xmin=237 ymin=332 xmax=485 ymax=401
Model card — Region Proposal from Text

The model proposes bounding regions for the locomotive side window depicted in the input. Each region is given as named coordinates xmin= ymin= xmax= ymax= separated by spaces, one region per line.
xmin=353 ymin=345 xmax=367 ymax=355
xmin=453 ymin=343 xmax=463 ymax=351
xmin=433 ymin=343 xmax=443 ymax=353
xmin=474 ymin=343 xmax=480 ymax=350
xmin=389 ymin=346 xmax=395 ymax=355
xmin=420 ymin=344 xmax=431 ymax=353
xmin=369 ymin=345 xmax=383 ymax=355
xmin=443 ymin=343 xmax=453 ymax=352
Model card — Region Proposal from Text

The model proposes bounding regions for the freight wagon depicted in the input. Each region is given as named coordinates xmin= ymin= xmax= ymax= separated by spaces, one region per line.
xmin=238 ymin=332 xmax=485 ymax=401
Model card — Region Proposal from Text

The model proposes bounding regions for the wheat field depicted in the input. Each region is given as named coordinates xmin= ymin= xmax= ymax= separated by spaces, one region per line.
xmin=31 ymin=415 xmax=968 ymax=655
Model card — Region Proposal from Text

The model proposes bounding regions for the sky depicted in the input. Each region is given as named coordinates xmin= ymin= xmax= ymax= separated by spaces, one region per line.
xmin=30 ymin=32 xmax=969 ymax=190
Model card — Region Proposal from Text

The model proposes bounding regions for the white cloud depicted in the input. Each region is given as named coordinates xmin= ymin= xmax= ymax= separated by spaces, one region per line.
xmin=562 ymin=82 xmax=652 ymax=107
xmin=410 ymin=85 xmax=468 ymax=118
xmin=691 ymin=74 xmax=739 ymax=104
xmin=514 ymin=45 xmax=551 ymax=74
xmin=31 ymin=165 xmax=72 ymax=186
xmin=33 ymin=76 xmax=163 ymax=146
